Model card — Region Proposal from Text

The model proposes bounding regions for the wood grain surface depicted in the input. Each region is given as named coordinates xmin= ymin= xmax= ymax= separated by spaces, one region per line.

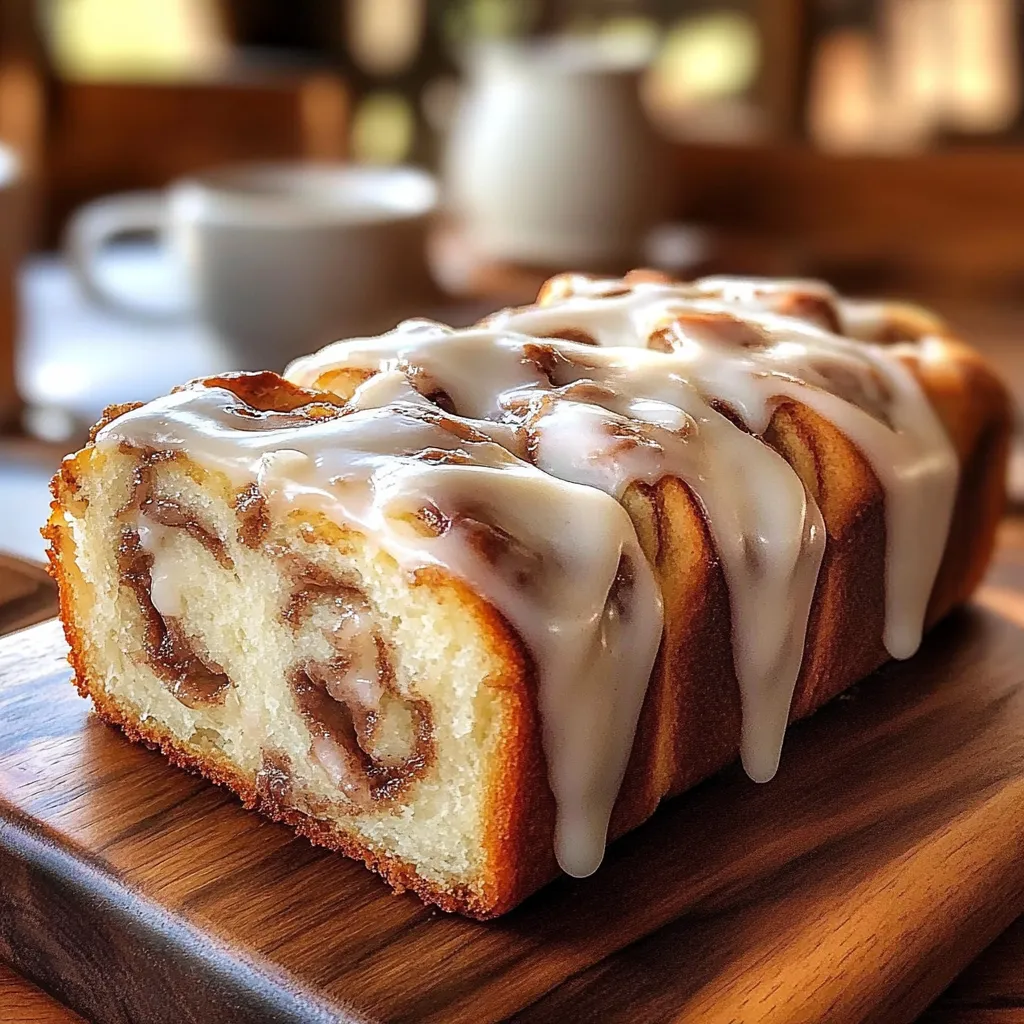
xmin=4 ymin=530 xmax=1024 ymax=1023
xmin=0 ymin=962 xmax=82 ymax=1023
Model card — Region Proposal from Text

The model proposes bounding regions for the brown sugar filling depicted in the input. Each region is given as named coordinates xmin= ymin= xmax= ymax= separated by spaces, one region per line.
xmin=116 ymin=526 xmax=233 ymax=708
xmin=139 ymin=493 xmax=233 ymax=569
xmin=118 ymin=446 xmax=233 ymax=568
xmin=282 ymin=556 xmax=366 ymax=629
xmin=112 ymin=448 xmax=236 ymax=708
xmin=233 ymin=483 xmax=270 ymax=549
xmin=282 ymin=559 xmax=435 ymax=808
xmin=289 ymin=660 xmax=433 ymax=809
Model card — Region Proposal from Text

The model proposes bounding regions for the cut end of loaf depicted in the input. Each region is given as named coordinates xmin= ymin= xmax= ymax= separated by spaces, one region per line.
xmin=45 ymin=436 xmax=543 ymax=918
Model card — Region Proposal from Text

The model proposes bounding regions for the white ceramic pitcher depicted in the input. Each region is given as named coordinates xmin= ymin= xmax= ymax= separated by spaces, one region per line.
xmin=444 ymin=39 xmax=668 ymax=269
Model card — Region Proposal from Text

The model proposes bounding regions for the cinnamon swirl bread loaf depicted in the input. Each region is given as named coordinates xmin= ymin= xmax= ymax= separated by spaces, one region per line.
xmin=45 ymin=271 xmax=1010 ymax=918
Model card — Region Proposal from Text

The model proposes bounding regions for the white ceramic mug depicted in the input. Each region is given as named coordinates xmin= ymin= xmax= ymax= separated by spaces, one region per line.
xmin=66 ymin=163 xmax=440 ymax=369
xmin=445 ymin=39 xmax=669 ymax=269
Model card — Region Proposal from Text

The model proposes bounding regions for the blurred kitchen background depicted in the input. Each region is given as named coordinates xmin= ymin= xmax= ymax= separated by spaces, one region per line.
xmin=2 ymin=0 xmax=1024 ymax=559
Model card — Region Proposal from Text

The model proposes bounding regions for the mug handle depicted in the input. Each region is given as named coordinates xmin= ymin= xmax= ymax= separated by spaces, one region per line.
xmin=65 ymin=192 xmax=192 ymax=321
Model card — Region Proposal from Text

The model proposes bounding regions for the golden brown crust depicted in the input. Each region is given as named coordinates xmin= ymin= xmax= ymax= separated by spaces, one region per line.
xmin=43 ymin=329 xmax=1013 ymax=919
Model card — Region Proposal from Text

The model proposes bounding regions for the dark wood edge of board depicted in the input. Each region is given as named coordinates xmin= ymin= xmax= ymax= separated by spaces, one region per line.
xmin=0 ymin=553 xmax=59 ymax=636
xmin=0 ymin=781 xmax=367 ymax=1024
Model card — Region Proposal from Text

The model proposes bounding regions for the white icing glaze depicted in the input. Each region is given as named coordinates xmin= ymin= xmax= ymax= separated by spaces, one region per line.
xmin=289 ymin=278 xmax=958 ymax=776
xmin=96 ymin=273 xmax=960 ymax=879
xmin=97 ymin=386 xmax=662 ymax=878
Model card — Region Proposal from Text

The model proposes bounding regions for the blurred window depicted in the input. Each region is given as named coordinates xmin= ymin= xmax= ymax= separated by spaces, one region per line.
xmin=653 ymin=11 xmax=760 ymax=104
xmin=351 ymin=90 xmax=416 ymax=163
xmin=347 ymin=0 xmax=424 ymax=76
xmin=42 ymin=0 xmax=227 ymax=80
xmin=644 ymin=9 xmax=762 ymax=141
xmin=807 ymin=0 xmax=1022 ymax=150
xmin=807 ymin=26 xmax=880 ymax=151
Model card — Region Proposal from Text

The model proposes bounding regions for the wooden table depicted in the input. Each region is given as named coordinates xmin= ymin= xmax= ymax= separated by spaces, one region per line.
xmin=0 ymin=554 xmax=81 ymax=1023
xmin=4 ymin=542 xmax=1024 ymax=1024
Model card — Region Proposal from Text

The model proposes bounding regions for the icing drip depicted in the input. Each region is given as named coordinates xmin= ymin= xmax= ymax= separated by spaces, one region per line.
xmin=97 ymin=273 xmax=960 ymax=879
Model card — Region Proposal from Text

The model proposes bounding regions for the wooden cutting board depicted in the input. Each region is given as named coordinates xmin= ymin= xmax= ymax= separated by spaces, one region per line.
xmin=6 ymin=527 xmax=1024 ymax=1024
